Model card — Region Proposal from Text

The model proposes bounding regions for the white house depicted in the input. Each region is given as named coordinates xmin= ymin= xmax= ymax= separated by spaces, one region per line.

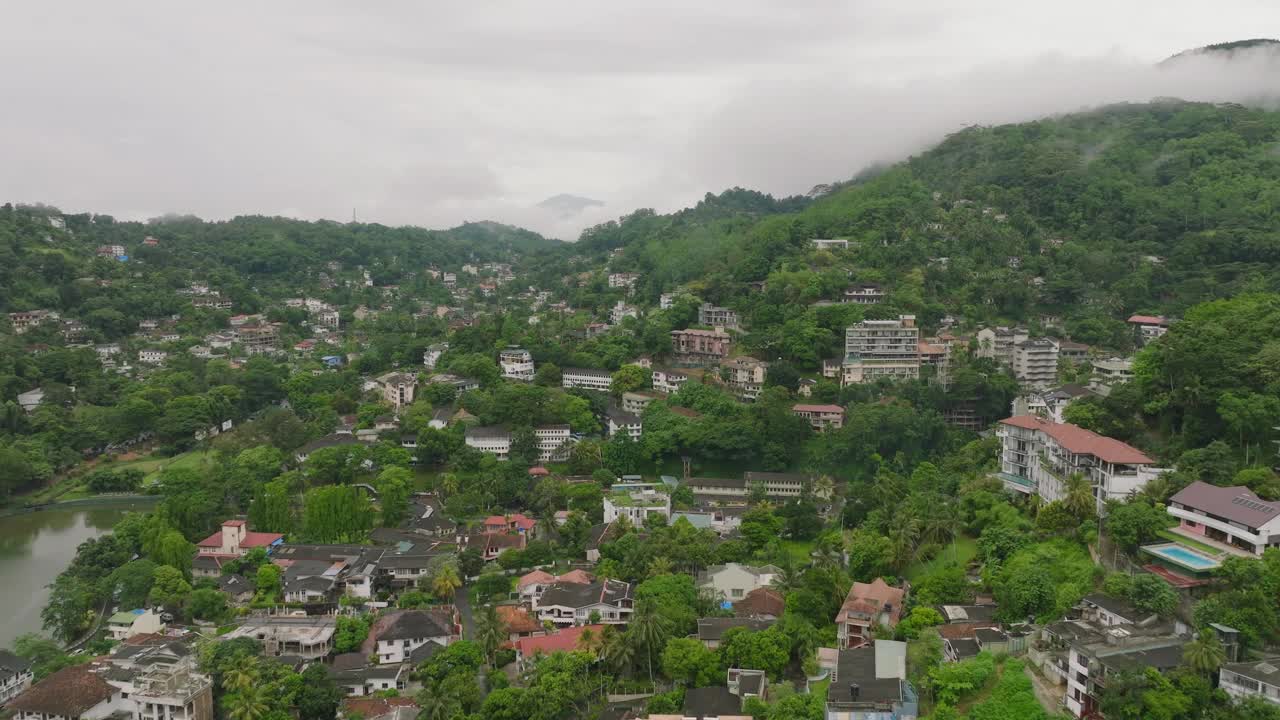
xmin=499 ymin=347 xmax=535 ymax=381
xmin=533 ymin=579 xmax=634 ymax=626
xmin=106 ymin=608 xmax=165 ymax=641
xmin=0 ymin=651 xmax=33 ymax=705
xmin=373 ymin=611 xmax=454 ymax=665
xmin=603 ymin=488 xmax=670 ymax=525
xmin=1166 ymin=481 xmax=1280 ymax=556
xmin=464 ymin=426 xmax=511 ymax=460
xmin=606 ymin=407 xmax=643 ymax=439
xmin=698 ymin=563 xmax=780 ymax=603
xmin=422 ymin=343 xmax=448 ymax=369
xmin=1221 ymin=658 xmax=1280 ymax=707
xmin=651 ymin=368 xmax=689 ymax=394
xmin=138 ymin=349 xmax=168 ymax=365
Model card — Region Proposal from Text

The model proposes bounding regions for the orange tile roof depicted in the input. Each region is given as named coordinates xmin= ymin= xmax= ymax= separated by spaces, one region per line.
xmin=999 ymin=415 xmax=1154 ymax=465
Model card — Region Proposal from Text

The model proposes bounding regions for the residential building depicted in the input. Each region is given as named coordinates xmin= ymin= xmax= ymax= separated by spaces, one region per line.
xmin=721 ymin=357 xmax=767 ymax=401
xmin=1042 ymin=613 xmax=1188 ymax=719
xmin=533 ymin=579 xmax=634 ymax=626
xmin=1089 ymin=357 xmax=1134 ymax=396
xmin=975 ymin=326 xmax=1028 ymax=367
xmin=822 ymin=641 xmax=917 ymax=720
xmin=107 ymin=608 xmax=165 ymax=641
xmin=1011 ymin=383 xmax=1095 ymax=424
xmin=293 ymin=433 xmax=362 ymax=464
xmin=196 ymin=520 xmax=284 ymax=559
xmin=836 ymin=579 xmax=907 ymax=649
xmin=1127 ymin=314 xmax=1170 ymax=346
xmin=733 ymin=587 xmax=786 ymax=620
xmin=376 ymin=372 xmax=417 ymax=411
xmin=670 ymin=329 xmax=732 ymax=365
xmin=464 ymin=426 xmax=511 ymax=460
xmin=622 ymin=390 xmax=662 ymax=414
xmin=371 ymin=610 xmax=454 ymax=665
xmin=603 ymin=487 xmax=671 ymax=524
xmin=659 ymin=292 xmax=676 ymax=310
xmin=7 ymin=663 xmax=123 ymax=720
xmin=221 ymin=616 xmax=337 ymax=659
xmin=329 ymin=654 xmax=417 ymax=698
xmin=139 ymin=349 xmax=168 ymax=365
xmin=562 ymin=367 xmax=613 ymax=392
xmin=516 ymin=569 xmax=593 ymax=604
xmin=696 ymin=618 xmax=775 ymax=649
xmin=1012 ymin=337 xmax=1059 ymax=389
xmin=607 ymin=272 xmax=640 ymax=290
xmin=843 ymin=316 xmax=920 ymax=384
xmin=1058 ymin=340 xmax=1090 ymax=363
xmin=513 ymin=625 xmax=606 ymax=669
xmin=7 ymin=310 xmax=58 ymax=334
xmin=651 ymin=368 xmax=689 ymax=394
xmin=698 ymin=564 xmax=780 ymax=604
xmin=698 ymin=303 xmax=740 ymax=330
xmin=97 ymin=244 xmax=126 ymax=258
xmin=422 ymin=343 xmax=448 ymax=369
xmin=811 ymin=238 xmax=849 ymax=250
xmin=792 ymin=404 xmax=845 ymax=431
xmin=610 ymin=301 xmax=639 ymax=324
xmin=606 ymin=406 xmax=643 ymax=439
xmin=0 ymin=650 xmax=33 ymax=705
xmin=995 ymin=415 xmax=1162 ymax=511
xmin=686 ymin=472 xmax=814 ymax=501
xmin=1165 ymin=481 xmax=1280 ymax=556
xmin=534 ymin=425 xmax=573 ymax=462
xmin=499 ymin=347 xmax=535 ymax=381
xmin=16 ymin=388 xmax=44 ymax=412
xmin=842 ymin=283 xmax=886 ymax=305
xmin=1220 ymin=658 xmax=1280 ymax=707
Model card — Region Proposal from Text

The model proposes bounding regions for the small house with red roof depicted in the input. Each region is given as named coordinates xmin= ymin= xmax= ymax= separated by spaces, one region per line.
xmin=496 ymin=606 xmax=542 ymax=642
xmin=513 ymin=625 xmax=604 ymax=667
xmin=517 ymin=569 xmax=594 ymax=602
xmin=1127 ymin=314 xmax=1170 ymax=346
xmin=996 ymin=415 xmax=1163 ymax=512
xmin=196 ymin=520 xmax=283 ymax=559
xmin=836 ymin=578 xmax=906 ymax=648
xmin=483 ymin=513 xmax=536 ymax=535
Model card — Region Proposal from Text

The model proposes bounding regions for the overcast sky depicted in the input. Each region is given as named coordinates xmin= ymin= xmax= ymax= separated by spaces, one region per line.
xmin=2 ymin=2 xmax=1278 ymax=240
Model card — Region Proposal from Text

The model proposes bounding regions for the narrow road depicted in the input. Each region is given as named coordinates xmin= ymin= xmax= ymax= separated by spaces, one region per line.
xmin=453 ymin=586 xmax=474 ymax=640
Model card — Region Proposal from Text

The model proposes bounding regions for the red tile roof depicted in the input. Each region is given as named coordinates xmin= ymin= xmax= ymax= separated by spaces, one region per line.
xmin=838 ymin=578 xmax=906 ymax=627
xmin=196 ymin=527 xmax=283 ymax=548
xmin=7 ymin=663 xmax=115 ymax=717
xmin=514 ymin=624 xmax=604 ymax=657
xmin=999 ymin=415 xmax=1154 ymax=465
xmin=1127 ymin=314 xmax=1167 ymax=325
xmin=517 ymin=570 xmax=555 ymax=590
xmin=340 ymin=696 xmax=419 ymax=720
xmin=496 ymin=606 xmax=541 ymax=634
xmin=556 ymin=569 xmax=594 ymax=584
xmin=734 ymin=587 xmax=786 ymax=618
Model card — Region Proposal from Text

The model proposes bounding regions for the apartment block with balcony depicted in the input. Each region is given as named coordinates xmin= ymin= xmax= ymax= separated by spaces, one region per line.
xmin=792 ymin=404 xmax=845 ymax=431
xmin=975 ymin=326 xmax=1028 ymax=367
xmin=670 ymin=329 xmax=732 ymax=365
xmin=698 ymin=302 xmax=740 ymax=330
xmin=562 ymin=367 xmax=613 ymax=392
xmin=1013 ymin=337 xmax=1059 ymax=389
xmin=499 ymin=347 xmax=535 ymax=381
xmin=996 ymin=415 xmax=1161 ymax=512
xmin=842 ymin=315 xmax=920 ymax=384
xmin=842 ymin=282 xmax=886 ymax=305
xmin=1089 ymin=357 xmax=1134 ymax=396
xmin=721 ymin=356 xmax=767 ymax=401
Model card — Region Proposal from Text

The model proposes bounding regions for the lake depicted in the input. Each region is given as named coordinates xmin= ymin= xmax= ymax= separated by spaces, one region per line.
xmin=0 ymin=502 xmax=150 ymax=649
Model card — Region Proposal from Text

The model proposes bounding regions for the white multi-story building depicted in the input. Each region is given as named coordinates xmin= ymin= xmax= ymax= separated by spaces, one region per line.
xmin=603 ymin=488 xmax=670 ymax=524
xmin=464 ymin=426 xmax=511 ymax=460
xmin=7 ymin=310 xmax=59 ymax=334
xmin=376 ymin=372 xmax=417 ymax=411
xmin=562 ymin=367 xmax=613 ymax=392
xmin=721 ymin=356 xmax=767 ymax=401
xmin=996 ymin=415 xmax=1162 ymax=512
xmin=1013 ymin=337 xmax=1059 ymax=389
xmin=422 ymin=343 xmax=448 ymax=369
xmin=139 ymin=349 xmax=168 ymax=365
xmin=1221 ymin=658 xmax=1280 ymax=707
xmin=698 ymin=303 xmax=739 ymax=330
xmin=651 ymin=368 xmax=689 ymax=394
xmin=622 ymin=390 xmax=661 ymax=415
xmin=607 ymin=273 xmax=640 ymax=290
xmin=606 ymin=407 xmax=643 ymax=439
xmin=465 ymin=425 xmax=572 ymax=463
xmin=609 ymin=301 xmax=639 ymax=325
xmin=842 ymin=283 xmax=885 ymax=305
xmin=1089 ymin=357 xmax=1134 ymax=396
xmin=811 ymin=238 xmax=848 ymax=250
xmin=843 ymin=315 xmax=920 ymax=384
xmin=0 ymin=650 xmax=33 ymax=705
xmin=372 ymin=610 xmax=454 ymax=665
xmin=792 ymin=403 xmax=845 ymax=431
xmin=499 ymin=347 xmax=535 ymax=381
xmin=534 ymin=425 xmax=573 ymax=463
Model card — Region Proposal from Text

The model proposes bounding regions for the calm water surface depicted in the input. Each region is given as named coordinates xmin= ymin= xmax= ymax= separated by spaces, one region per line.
xmin=0 ymin=504 xmax=147 ymax=648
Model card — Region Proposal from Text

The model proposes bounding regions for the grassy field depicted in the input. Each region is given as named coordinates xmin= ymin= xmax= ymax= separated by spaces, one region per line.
xmin=781 ymin=539 xmax=816 ymax=564
xmin=905 ymin=534 xmax=979 ymax=581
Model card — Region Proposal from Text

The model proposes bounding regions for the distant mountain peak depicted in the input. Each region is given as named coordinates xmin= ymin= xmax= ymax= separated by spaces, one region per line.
xmin=1161 ymin=38 xmax=1280 ymax=65
xmin=537 ymin=194 xmax=605 ymax=219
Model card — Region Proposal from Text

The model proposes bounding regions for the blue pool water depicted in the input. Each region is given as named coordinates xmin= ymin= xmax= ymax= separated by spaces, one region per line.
xmin=1148 ymin=544 xmax=1219 ymax=569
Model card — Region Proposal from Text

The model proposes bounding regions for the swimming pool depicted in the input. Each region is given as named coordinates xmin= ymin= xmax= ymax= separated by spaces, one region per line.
xmin=1143 ymin=543 xmax=1220 ymax=570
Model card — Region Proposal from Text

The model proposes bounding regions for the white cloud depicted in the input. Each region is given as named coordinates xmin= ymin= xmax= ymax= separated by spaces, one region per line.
xmin=0 ymin=1 xmax=1277 ymax=239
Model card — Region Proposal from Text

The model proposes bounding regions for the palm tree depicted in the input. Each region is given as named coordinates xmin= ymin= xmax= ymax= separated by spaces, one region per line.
xmin=770 ymin=561 xmax=803 ymax=594
xmin=626 ymin=601 xmax=671 ymax=687
xmin=1183 ymin=628 xmax=1227 ymax=676
xmin=599 ymin=625 xmax=634 ymax=674
xmin=429 ymin=562 xmax=462 ymax=601
xmin=813 ymin=474 xmax=836 ymax=502
xmin=226 ymin=685 xmax=270 ymax=720
xmin=576 ymin=626 xmax=603 ymax=656
xmin=417 ymin=695 xmax=453 ymax=720
xmin=646 ymin=556 xmax=674 ymax=578
xmin=438 ymin=473 xmax=460 ymax=499
xmin=221 ymin=656 xmax=257 ymax=694
xmin=474 ymin=605 xmax=507 ymax=666
xmin=888 ymin=517 xmax=921 ymax=571
xmin=1063 ymin=473 xmax=1096 ymax=519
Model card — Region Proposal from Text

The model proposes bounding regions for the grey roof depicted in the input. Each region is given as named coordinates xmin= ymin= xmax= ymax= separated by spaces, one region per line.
xmin=936 ymin=604 xmax=999 ymax=624
xmin=465 ymin=424 xmax=511 ymax=439
xmin=1169 ymin=481 xmax=1280 ymax=530
xmin=1096 ymin=642 xmax=1188 ymax=673
xmin=1222 ymin=657 xmax=1280 ymax=688
xmin=607 ymin=406 xmax=641 ymax=424
xmin=409 ymin=639 xmax=446 ymax=664
xmin=696 ymin=617 xmax=774 ymax=641
xmin=331 ymin=652 xmax=368 ymax=671
xmin=743 ymin=471 xmax=810 ymax=484
xmin=539 ymin=579 xmax=632 ymax=609
xmin=284 ymin=575 xmax=335 ymax=594
xmin=832 ymin=646 xmax=906 ymax=706
xmin=217 ymin=574 xmax=253 ymax=594
xmin=379 ymin=552 xmax=443 ymax=570
xmin=974 ymin=627 xmax=1008 ymax=645
xmin=687 ymin=477 xmax=747 ymax=489
xmin=737 ymin=671 xmax=764 ymax=696
xmin=431 ymin=408 xmax=454 ymax=423
xmin=378 ymin=611 xmax=452 ymax=642
xmin=1083 ymin=594 xmax=1149 ymax=624
xmin=949 ymin=638 xmax=981 ymax=659
xmin=563 ymin=367 xmax=613 ymax=378
xmin=681 ymin=687 xmax=741 ymax=720
xmin=298 ymin=433 xmax=362 ymax=455
xmin=0 ymin=649 xmax=31 ymax=681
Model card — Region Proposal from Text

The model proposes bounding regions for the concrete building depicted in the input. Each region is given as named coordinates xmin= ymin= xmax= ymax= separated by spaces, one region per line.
xmin=670 ymin=329 xmax=732 ymax=365
xmin=843 ymin=315 xmax=920 ymax=384
xmin=603 ymin=487 xmax=671 ymax=525
xmin=422 ymin=343 xmax=448 ymax=369
xmin=499 ymin=347 xmax=535 ymax=381
xmin=1166 ymin=481 xmax=1280 ymax=556
xmin=607 ymin=273 xmax=640 ymax=290
xmin=792 ymin=403 xmax=845 ymax=431
xmin=196 ymin=520 xmax=283 ymax=559
xmin=376 ymin=372 xmax=418 ymax=411
xmin=842 ymin=283 xmax=886 ymax=305
xmin=0 ymin=650 xmax=33 ymax=705
xmin=996 ymin=415 xmax=1162 ymax=512
xmin=464 ymin=426 xmax=511 ymax=460
xmin=822 ymin=641 xmax=917 ymax=720
xmin=836 ymin=578 xmax=906 ymax=649
xmin=1089 ymin=357 xmax=1134 ymax=396
xmin=107 ymin=608 xmax=165 ymax=641
xmin=622 ymin=390 xmax=662 ymax=414
xmin=235 ymin=323 xmax=279 ymax=354
xmin=7 ymin=310 xmax=58 ymax=334
xmin=222 ymin=617 xmax=337 ymax=659
xmin=1220 ymin=658 xmax=1280 ymax=707
xmin=139 ymin=349 xmax=168 ymax=365
xmin=371 ymin=610 xmax=454 ymax=665
xmin=697 ymin=564 xmax=780 ymax=604
xmin=562 ymin=367 xmax=613 ymax=392
xmin=426 ymin=373 xmax=479 ymax=393
xmin=810 ymin=238 xmax=849 ymax=250
xmin=534 ymin=425 xmax=573 ymax=463
xmin=532 ymin=579 xmax=634 ymax=626
xmin=721 ymin=357 xmax=767 ymax=401
xmin=975 ymin=326 xmax=1029 ymax=367
xmin=1012 ymin=383 xmax=1095 ymax=424
xmin=606 ymin=406 xmax=643 ymax=439
xmin=1127 ymin=314 xmax=1170 ymax=347
xmin=1012 ymin=337 xmax=1059 ymax=389
xmin=698 ymin=303 xmax=740 ymax=330
xmin=651 ymin=368 xmax=689 ymax=394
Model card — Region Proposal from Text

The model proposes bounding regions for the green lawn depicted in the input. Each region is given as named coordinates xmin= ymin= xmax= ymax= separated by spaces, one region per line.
xmin=135 ymin=450 xmax=217 ymax=484
xmin=781 ymin=540 xmax=816 ymax=564
xmin=905 ymin=535 xmax=979 ymax=581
